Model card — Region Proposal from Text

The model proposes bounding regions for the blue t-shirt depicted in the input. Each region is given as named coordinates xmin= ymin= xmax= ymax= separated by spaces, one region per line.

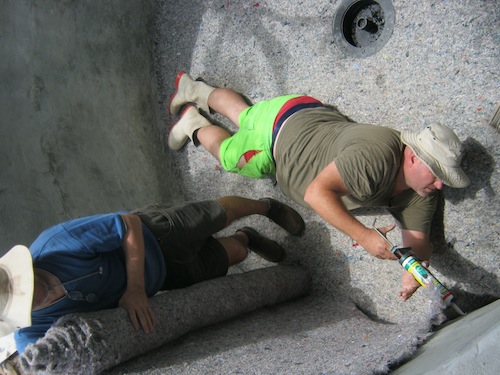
xmin=14 ymin=213 xmax=166 ymax=353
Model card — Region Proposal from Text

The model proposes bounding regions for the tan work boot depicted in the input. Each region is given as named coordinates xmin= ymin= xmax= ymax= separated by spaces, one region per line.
xmin=168 ymin=71 xmax=215 ymax=115
xmin=168 ymin=106 xmax=211 ymax=150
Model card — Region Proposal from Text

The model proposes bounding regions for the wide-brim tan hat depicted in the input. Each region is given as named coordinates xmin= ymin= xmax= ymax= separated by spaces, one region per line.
xmin=0 ymin=245 xmax=34 ymax=337
xmin=401 ymin=124 xmax=471 ymax=188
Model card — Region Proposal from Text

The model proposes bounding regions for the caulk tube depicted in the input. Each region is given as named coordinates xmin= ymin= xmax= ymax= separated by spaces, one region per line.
xmin=392 ymin=247 xmax=454 ymax=306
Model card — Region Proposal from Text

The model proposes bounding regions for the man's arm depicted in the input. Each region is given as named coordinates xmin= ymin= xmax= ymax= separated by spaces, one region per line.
xmin=398 ymin=229 xmax=432 ymax=301
xmin=118 ymin=214 xmax=156 ymax=333
xmin=304 ymin=161 xmax=397 ymax=260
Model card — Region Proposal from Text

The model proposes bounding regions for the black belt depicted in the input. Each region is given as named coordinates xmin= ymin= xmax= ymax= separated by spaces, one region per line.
xmin=271 ymin=102 xmax=324 ymax=162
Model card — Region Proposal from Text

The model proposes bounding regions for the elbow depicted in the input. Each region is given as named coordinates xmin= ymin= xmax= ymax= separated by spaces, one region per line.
xmin=305 ymin=181 xmax=328 ymax=209
xmin=120 ymin=214 xmax=142 ymax=236
xmin=304 ymin=183 xmax=316 ymax=207
xmin=121 ymin=213 xmax=141 ymax=226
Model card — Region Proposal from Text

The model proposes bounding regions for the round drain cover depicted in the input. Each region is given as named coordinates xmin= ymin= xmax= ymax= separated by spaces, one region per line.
xmin=333 ymin=0 xmax=395 ymax=58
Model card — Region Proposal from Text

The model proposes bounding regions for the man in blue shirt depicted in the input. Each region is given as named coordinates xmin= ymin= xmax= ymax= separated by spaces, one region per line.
xmin=0 ymin=195 xmax=304 ymax=354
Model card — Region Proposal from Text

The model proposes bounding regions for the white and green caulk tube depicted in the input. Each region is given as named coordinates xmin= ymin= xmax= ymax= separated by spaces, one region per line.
xmin=391 ymin=246 xmax=465 ymax=315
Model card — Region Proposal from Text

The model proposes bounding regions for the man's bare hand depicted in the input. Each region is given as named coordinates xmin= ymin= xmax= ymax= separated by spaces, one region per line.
xmin=398 ymin=261 xmax=429 ymax=301
xmin=399 ymin=271 xmax=420 ymax=301
xmin=118 ymin=288 xmax=156 ymax=333
xmin=359 ymin=224 xmax=398 ymax=260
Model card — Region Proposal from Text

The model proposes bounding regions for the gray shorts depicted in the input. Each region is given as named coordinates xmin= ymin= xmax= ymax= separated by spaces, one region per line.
xmin=132 ymin=200 xmax=229 ymax=290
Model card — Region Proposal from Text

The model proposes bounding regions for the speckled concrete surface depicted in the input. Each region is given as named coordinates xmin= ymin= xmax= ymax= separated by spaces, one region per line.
xmin=1 ymin=0 xmax=498 ymax=374
xmin=132 ymin=0 xmax=498 ymax=373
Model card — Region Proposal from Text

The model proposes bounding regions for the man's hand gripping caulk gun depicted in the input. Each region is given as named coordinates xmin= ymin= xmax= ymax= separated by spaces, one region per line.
xmin=373 ymin=227 xmax=466 ymax=316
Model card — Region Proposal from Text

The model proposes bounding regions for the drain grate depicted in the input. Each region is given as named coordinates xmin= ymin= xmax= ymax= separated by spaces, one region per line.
xmin=333 ymin=0 xmax=395 ymax=58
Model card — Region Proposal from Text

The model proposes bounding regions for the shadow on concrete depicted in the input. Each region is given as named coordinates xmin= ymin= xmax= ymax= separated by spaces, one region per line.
xmin=431 ymin=240 xmax=500 ymax=318
xmin=445 ymin=137 xmax=496 ymax=204
xmin=428 ymin=143 xmax=500 ymax=318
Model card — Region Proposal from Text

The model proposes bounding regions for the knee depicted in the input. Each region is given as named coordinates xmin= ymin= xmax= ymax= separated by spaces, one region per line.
xmin=232 ymin=242 xmax=249 ymax=264
xmin=217 ymin=196 xmax=236 ymax=224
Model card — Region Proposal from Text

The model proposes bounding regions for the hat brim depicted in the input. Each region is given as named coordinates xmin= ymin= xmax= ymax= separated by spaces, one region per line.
xmin=0 ymin=245 xmax=34 ymax=336
xmin=401 ymin=130 xmax=471 ymax=188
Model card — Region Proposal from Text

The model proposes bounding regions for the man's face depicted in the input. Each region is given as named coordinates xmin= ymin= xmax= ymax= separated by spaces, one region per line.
xmin=407 ymin=157 xmax=444 ymax=197
xmin=32 ymin=271 xmax=49 ymax=310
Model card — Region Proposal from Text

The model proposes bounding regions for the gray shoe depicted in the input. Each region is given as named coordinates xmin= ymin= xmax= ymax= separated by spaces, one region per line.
xmin=260 ymin=198 xmax=305 ymax=235
xmin=237 ymin=227 xmax=285 ymax=263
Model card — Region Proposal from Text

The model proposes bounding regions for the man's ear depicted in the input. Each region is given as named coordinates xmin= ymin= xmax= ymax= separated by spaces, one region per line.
xmin=405 ymin=147 xmax=418 ymax=165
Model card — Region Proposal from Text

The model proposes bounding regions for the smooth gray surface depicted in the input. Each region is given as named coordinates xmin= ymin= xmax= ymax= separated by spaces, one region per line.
xmin=392 ymin=299 xmax=500 ymax=375
xmin=1 ymin=0 xmax=499 ymax=374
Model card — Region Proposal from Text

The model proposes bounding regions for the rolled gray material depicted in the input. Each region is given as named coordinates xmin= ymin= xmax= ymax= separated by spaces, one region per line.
xmin=18 ymin=265 xmax=311 ymax=375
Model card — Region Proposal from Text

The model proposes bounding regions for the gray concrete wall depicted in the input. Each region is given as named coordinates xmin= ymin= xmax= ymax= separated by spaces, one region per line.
xmin=0 ymin=0 xmax=181 ymax=252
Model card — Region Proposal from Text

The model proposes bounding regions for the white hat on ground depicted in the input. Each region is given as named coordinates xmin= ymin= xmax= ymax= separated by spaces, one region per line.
xmin=0 ymin=245 xmax=34 ymax=337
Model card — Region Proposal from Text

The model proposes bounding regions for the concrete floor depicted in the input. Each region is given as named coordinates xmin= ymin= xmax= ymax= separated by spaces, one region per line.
xmin=1 ymin=0 xmax=498 ymax=374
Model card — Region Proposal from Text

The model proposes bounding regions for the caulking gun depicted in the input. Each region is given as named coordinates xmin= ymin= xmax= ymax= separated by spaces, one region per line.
xmin=374 ymin=227 xmax=465 ymax=316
